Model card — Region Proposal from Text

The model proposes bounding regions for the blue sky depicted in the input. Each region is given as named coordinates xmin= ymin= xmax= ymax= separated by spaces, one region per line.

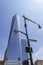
xmin=0 ymin=0 xmax=43 ymax=62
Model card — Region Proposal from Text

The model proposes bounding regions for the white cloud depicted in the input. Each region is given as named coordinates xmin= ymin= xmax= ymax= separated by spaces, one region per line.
xmin=33 ymin=0 xmax=43 ymax=4
xmin=33 ymin=46 xmax=43 ymax=63
xmin=0 ymin=39 xmax=7 ymax=60
xmin=0 ymin=54 xmax=4 ymax=60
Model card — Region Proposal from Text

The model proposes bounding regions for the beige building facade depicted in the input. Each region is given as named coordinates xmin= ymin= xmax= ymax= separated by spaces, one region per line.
xmin=0 ymin=61 xmax=4 ymax=65
xmin=35 ymin=60 xmax=43 ymax=65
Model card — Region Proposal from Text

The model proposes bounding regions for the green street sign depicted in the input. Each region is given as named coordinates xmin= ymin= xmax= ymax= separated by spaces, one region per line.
xmin=29 ymin=39 xmax=37 ymax=42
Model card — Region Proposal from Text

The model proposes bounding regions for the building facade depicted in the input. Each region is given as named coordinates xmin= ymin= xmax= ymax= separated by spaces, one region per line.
xmin=0 ymin=61 xmax=4 ymax=65
xmin=35 ymin=60 xmax=43 ymax=65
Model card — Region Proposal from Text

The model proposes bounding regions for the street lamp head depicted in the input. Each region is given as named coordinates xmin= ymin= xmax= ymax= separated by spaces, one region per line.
xmin=38 ymin=25 xmax=42 ymax=29
xmin=14 ymin=29 xmax=19 ymax=34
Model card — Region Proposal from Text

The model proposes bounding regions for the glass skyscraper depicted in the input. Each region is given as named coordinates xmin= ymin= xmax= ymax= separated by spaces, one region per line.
xmin=4 ymin=14 xmax=28 ymax=63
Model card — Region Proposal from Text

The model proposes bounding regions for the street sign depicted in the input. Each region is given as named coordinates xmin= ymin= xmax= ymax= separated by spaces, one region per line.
xmin=29 ymin=39 xmax=37 ymax=42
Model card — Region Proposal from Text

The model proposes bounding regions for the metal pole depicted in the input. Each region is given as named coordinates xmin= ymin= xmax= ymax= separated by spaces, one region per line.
xmin=23 ymin=15 xmax=41 ymax=29
xmin=24 ymin=18 xmax=33 ymax=65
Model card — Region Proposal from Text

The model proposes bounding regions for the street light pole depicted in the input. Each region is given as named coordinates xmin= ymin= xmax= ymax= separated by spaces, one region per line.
xmin=23 ymin=17 xmax=33 ymax=65
xmin=23 ymin=15 xmax=42 ymax=65
xmin=14 ymin=15 xmax=41 ymax=65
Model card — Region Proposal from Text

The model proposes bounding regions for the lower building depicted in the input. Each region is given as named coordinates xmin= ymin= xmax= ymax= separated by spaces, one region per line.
xmin=0 ymin=61 xmax=4 ymax=65
xmin=35 ymin=60 xmax=43 ymax=65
